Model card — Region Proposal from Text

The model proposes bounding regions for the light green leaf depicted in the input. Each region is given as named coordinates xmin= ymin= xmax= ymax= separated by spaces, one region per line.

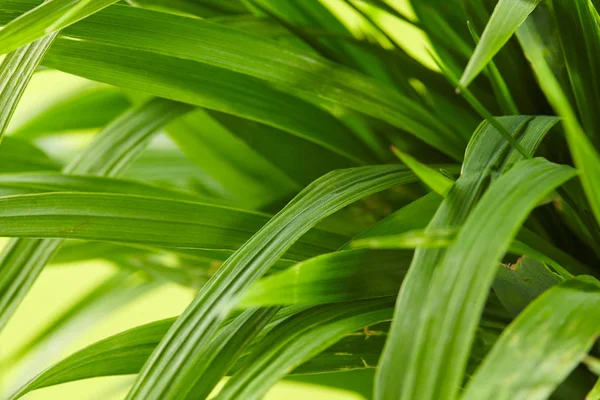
xmin=0 ymin=192 xmax=344 ymax=260
xmin=0 ymin=33 xmax=57 ymax=140
xmin=462 ymin=276 xmax=600 ymax=400
xmin=0 ymin=98 xmax=191 ymax=331
xmin=392 ymin=147 xmax=454 ymax=196
xmin=239 ymin=249 xmax=411 ymax=307
xmin=375 ymin=115 xmax=567 ymax=400
xmin=12 ymin=86 xmax=130 ymax=137
xmin=352 ymin=228 xmax=456 ymax=250
xmin=126 ymin=165 xmax=416 ymax=399
xmin=0 ymin=0 xmax=119 ymax=55
xmin=1 ymin=1 xmax=467 ymax=159
xmin=0 ymin=172 xmax=210 ymax=202
xmin=216 ymin=300 xmax=393 ymax=400
xmin=378 ymin=158 xmax=575 ymax=400
xmin=460 ymin=0 xmax=542 ymax=87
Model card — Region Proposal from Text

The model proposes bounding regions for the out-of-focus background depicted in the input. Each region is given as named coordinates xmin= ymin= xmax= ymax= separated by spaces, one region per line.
xmin=0 ymin=0 xmax=430 ymax=398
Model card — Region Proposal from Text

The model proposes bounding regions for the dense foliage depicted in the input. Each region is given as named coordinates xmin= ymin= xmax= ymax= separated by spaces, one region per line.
xmin=1 ymin=0 xmax=600 ymax=399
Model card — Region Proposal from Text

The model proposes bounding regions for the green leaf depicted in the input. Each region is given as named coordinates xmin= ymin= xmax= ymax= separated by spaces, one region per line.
xmin=351 ymin=228 xmax=456 ymax=250
xmin=391 ymin=147 xmax=454 ymax=196
xmin=377 ymin=158 xmax=575 ymax=400
xmin=462 ymin=276 xmax=600 ymax=400
xmin=375 ymin=115 xmax=568 ymax=400
xmin=126 ymin=165 xmax=416 ymax=399
xmin=0 ymin=98 xmax=191 ymax=331
xmin=0 ymin=172 xmax=211 ymax=202
xmin=239 ymin=249 xmax=411 ymax=307
xmin=517 ymin=10 xmax=600 ymax=229
xmin=460 ymin=0 xmax=542 ymax=87
xmin=0 ymin=33 xmax=57 ymax=140
xmin=0 ymin=136 xmax=61 ymax=173
xmin=8 ymin=304 xmax=388 ymax=399
xmin=12 ymin=86 xmax=131 ymax=138
xmin=492 ymin=256 xmax=563 ymax=317
xmin=7 ymin=272 xmax=155 ymax=368
xmin=0 ymin=0 xmax=119 ymax=55
xmin=215 ymin=300 xmax=393 ymax=400
xmin=553 ymin=0 xmax=600 ymax=149
xmin=0 ymin=192 xmax=344 ymax=259
xmin=1 ymin=1 xmax=467 ymax=159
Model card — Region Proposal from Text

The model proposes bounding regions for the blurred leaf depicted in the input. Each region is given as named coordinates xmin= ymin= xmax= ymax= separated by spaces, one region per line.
xmin=13 ymin=87 xmax=131 ymax=138
xmin=0 ymin=0 xmax=119 ymax=55
xmin=1 ymin=1 xmax=467 ymax=159
xmin=0 ymin=33 xmax=57 ymax=140
xmin=0 ymin=136 xmax=61 ymax=173
xmin=0 ymin=98 xmax=191 ymax=332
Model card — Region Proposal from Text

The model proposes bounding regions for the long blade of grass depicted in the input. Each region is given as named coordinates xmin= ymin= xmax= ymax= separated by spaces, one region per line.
xmin=378 ymin=158 xmax=575 ymax=400
xmin=0 ymin=192 xmax=346 ymax=259
xmin=1 ymin=1 xmax=468 ymax=159
xmin=462 ymin=276 xmax=600 ymax=400
xmin=0 ymin=33 xmax=57 ymax=141
xmin=0 ymin=99 xmax=191 ymax=331
xmin=125 ymin=165 xmax=415 ymax=399
xmin=215 ymin=300 xmax=393 ymax=400
xmin=553 ymin=0 xmax=600 ymax=149
xmin=9 ymin=303 xmax=399 ymax=398
xmin=239 ymin=249 xmax=411 ymax=307
xmin=459 ymin=0 xmax=543 ymax=87
xmin=517 ymin=14 xmax=600 ymax=229
xmin=0 ymin=173 xmax=209 ymax=202
xmin=0 ymin=0 xmax=119 ymax=55
xmin=374 ymin=115 xmax=565 ymax=400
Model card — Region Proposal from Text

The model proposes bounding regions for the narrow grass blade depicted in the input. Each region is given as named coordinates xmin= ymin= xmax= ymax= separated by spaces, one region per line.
xmin=0 ymin=173 xmax=209 ymax=202
xmin=391 ymin=147 xmax=454 ymax=196
xmin=517 ymin=17 xmax=600 ymax=229
xmin=460 ymin=0 xmax=543 ymax=87
xmin=0 ymin=99 xmax=191 ymax=331
xmin=0 ymin=0 xmax=119 ymax=55
xmin=0 ymin=33 xmax=57 ymax=141
xmin=379 ymin=158 xmax=575 ymax=400
xmin=126 ymin=165 xmax=416 ymax=400
xmin=215 ymin=300 xmax=393 ymax=400
xmin=553 ymin=0 xmax=600 ymax=148
xmin=0 ymin=192 xmax=345 ymax=259
xmin=239 ymin=249 xmax=411 ymax=307
xmin=0 ymin=1 xmax=467 ymax=159
xmin=462 ymin=276 xmax=600 ymax=400
xmin=375 ymin=116 xmax=565 ymax=400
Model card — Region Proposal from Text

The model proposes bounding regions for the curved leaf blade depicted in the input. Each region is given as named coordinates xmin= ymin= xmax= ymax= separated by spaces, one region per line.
xmin=462 ymin=276 xmax=600 ymax=400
